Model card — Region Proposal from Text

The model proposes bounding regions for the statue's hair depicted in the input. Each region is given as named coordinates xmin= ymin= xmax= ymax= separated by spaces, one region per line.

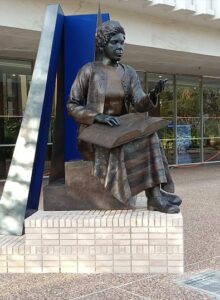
xmin=96 ymin=20 xmax=125 ymax=50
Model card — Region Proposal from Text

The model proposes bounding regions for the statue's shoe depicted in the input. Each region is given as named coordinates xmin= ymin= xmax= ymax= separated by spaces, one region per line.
xmin=160 ymin=189 xmax=182 ymax=206
xmin=147 ymin=196 xmax=180 ymax=214
xmin=161 ymin=181 xmax=175 ymax=193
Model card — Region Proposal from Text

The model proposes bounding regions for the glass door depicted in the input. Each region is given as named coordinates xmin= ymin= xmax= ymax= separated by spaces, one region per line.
xmin=203 ymin=77 xmax=220 ymax=162
xmin=176 ymin=75 xmax=201 ymax=164
xmin=147 ymin=73 xmax=175 ymax=164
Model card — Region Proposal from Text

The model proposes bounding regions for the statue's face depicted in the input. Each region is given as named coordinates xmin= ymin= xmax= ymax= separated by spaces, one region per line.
xmin=104 ymin=33 xmax=125 ymax=62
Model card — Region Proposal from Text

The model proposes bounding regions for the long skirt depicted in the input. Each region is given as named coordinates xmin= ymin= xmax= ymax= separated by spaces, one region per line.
xmin=93 ymin=132 xmax=172 ymax=204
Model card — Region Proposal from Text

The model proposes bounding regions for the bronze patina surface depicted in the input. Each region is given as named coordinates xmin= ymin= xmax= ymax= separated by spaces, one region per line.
xmin=78 ymin=113 xmax=169 ymax=149
xmin=66 ymin=20 xmax=182 ymax=214
xmin=44 ymin=161 xmax=131 ymax=210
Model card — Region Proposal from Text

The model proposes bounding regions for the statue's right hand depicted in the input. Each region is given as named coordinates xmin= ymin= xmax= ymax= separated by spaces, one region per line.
xmin=154 ymin=79 xmax=168 ymax=95
xmin=95 ymin=114 xmax=120 ymax=126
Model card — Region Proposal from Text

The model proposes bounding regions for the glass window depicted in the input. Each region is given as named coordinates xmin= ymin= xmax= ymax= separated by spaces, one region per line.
xmin=203 ymin=77 xmax=220 ymax=162
xmin=147 ymin=73 xmax=175 ymax=164
xmin=136 ymin=71 xmax=146 ymax=91
xmin=176 ymin=75 xmax=201 ymax=164
xmin=0 ymin=59 xmax=56 ymax=180
xmin=0 ymin=59 xmax=32 ymax=179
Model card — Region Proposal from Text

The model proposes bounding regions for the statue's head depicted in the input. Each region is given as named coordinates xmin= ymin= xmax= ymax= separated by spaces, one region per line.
xmin=96 ymin=20 xmax=125 ymax=50
xmin=96 ymin=21 xmax=125 ymax=63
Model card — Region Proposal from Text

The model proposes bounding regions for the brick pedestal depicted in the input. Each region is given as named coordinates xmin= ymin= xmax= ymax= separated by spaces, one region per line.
xmin=0 ymin=209 xmax=183 ymax=274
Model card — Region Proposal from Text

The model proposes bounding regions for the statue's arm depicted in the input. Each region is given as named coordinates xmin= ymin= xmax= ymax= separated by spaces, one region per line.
xmin=67 ymin=64 xmax=97 ymax=125
xmin=67 ymin=97 xmax=97 ymax=125
xmin=129 ymin=67 xmax=165 ymax=112
xmin=67 ymin=64 xmax=120 ymax=127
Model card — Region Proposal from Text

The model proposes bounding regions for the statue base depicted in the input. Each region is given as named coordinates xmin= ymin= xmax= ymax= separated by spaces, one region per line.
xmin=44 ymin=160 xmax=131 ymax=210
xmin=0 ymin=210 xmax=184 ymax=274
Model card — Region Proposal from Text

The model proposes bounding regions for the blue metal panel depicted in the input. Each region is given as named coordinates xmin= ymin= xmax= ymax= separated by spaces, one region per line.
xmin=63 ymin=13 xmax=110 ymax=161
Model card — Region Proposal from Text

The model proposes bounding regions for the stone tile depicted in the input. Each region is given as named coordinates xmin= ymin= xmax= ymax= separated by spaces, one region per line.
xmin=60 ymin=267 xmax=77 ymax=273
xmin=78 ymin=262 xmax=96 ymax=273
xmin=113 ymin=266 xmax=131 ymax=273
xmin=8 ymin=260 xmax=24 ymax=267
xmin=25 ymin=267 xmax=42 ymax=273
xmin=43 ymin=261 xmax=59 ymax=267
xmin=149 ymin=266 xmax=168 ymax=273
xmin=96 ymin=246 xmax=112 ymax=255
xmin=25 ymin=261 xmax=42 ymax=267
xmin=60 ymin=240 xmax=77 ymax=246
xmin=42 ymin=255 xmax=59 ymax=261
xmin=0 ymin=267 xmax=7 ymax=273
xmin=95 ymin=266 xmax=114 ymax=273
xmin=42 ymin=234 xmax=59 ymax=240
xmin=96 ymin=254 xmax=113 ymax=261
xmin=42 ymin=267 xmax=59 ymax=273
xmin=60 ymin=233 xmax=77 ymax=239
xmin=42 ymin=240 xmax=59 ymax=246
xmin=8 ymin=267 xmax=24 ymax=273
xmin=96 ymin=260 xmax=113 ymax=267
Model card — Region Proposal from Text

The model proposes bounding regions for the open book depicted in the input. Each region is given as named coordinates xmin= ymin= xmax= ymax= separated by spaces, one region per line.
xmin=78 ymin=113 xmax=169 ymax=149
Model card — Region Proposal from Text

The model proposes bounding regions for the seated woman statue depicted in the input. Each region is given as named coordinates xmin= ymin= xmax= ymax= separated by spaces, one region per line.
xmin=67 ymin=20 xmax=181 ymax=214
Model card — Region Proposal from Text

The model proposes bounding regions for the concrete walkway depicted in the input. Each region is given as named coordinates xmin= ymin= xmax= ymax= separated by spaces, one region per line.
xmin=0 ymin=163 xmax=219 ymax=299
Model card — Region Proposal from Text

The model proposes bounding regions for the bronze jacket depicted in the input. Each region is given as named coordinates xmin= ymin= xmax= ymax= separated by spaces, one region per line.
xmin=67 ymin=62 xmax=157 ymax=159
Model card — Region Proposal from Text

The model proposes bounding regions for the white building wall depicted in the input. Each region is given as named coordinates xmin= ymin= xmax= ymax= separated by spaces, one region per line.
xmin=119 ymin=13 xmax=220 ymax=57
xmin=1 ymin=0 xmax=220 ymax=58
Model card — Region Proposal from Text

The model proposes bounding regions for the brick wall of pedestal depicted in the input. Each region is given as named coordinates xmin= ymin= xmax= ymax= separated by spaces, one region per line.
xmin=0 ymin=210 xmax=183 ymax=273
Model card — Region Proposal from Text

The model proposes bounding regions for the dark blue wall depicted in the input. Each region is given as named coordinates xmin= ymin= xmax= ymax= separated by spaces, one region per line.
xmin=63 ymin=13 xmax=109 ymax=161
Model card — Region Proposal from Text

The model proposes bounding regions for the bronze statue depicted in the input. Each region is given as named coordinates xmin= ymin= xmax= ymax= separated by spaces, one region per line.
xmin=67 ymin=20 xmax=181 ymax=213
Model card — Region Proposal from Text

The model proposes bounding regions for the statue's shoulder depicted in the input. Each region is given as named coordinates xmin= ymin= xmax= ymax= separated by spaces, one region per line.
xmin=120 ymin=63 xmax=138 ymax=78
xmin=76 ymin=62 xmax=96 ymax=80
xmin=79 ymin=61 xmax=105 ymax=74
xmin=79 ymin=62 xmax=93 ymax=73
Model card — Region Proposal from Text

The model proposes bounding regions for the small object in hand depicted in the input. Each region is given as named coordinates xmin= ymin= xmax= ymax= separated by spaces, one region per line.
xmin=154 ymin=78 xmax=168 ymax=94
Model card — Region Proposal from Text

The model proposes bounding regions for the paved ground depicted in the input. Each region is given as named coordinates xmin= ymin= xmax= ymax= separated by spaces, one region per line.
xmin=0 ymin=163 xmax=220 ymax=299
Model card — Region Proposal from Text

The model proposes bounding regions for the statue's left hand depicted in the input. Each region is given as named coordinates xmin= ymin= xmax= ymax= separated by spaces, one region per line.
xmin=95 ymin=113 xmax=120 ymax=127
xmin=154 ymin=79 xmax=167 ymax=95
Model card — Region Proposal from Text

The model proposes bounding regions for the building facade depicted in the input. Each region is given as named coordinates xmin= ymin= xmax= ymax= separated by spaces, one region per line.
xmin=1 ymin=0 xmax=220 ymax=179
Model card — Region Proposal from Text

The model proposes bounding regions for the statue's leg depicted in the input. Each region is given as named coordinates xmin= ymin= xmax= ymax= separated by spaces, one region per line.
xmin=159 ymin=142 xmax=175 ymax=193
xmin=145 ymin=185 xmax=180 ymax=214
